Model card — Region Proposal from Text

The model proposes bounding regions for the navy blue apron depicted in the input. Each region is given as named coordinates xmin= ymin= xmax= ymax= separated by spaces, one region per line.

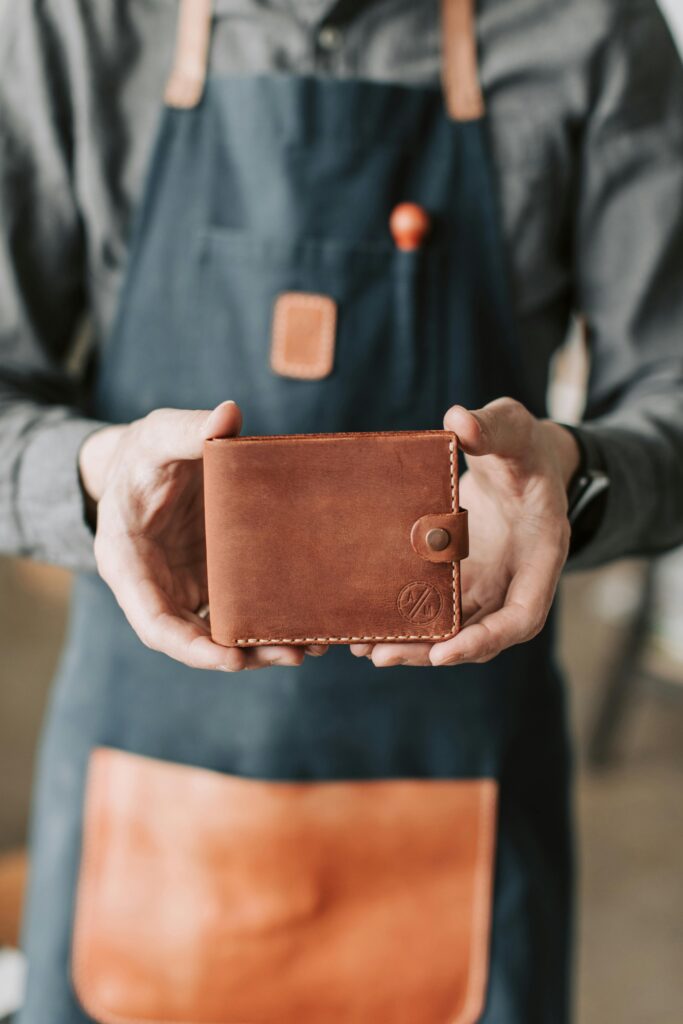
xmin=18 ymin=2 xmax=572 ymax=1021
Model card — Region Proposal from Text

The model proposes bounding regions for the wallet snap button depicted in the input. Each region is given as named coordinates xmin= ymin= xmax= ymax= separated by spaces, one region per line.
xmin=426 ymin=527 xmax=451 ymax=552
xmin=410 ymin=511 xmax=468 ymax=563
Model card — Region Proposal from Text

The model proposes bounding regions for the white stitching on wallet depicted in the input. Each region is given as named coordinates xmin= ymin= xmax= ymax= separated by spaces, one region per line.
xmin=449 ymin=436 xmax=458 ymax=636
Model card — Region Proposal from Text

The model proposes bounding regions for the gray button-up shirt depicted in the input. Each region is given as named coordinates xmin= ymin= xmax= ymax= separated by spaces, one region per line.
xmin=1 ymin=0 xmax=682 ymax=571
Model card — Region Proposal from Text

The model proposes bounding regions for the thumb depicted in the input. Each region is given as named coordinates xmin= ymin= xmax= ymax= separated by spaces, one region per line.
xmin=204 ymin=400 xmax=243 ymax=441
xmin=443 ymin=405 xmax=492 ymax=457
xmin=141 ymin=401 xmax=243 ymax=464
xmin=444 ymin=398 xmax=532 ymax=459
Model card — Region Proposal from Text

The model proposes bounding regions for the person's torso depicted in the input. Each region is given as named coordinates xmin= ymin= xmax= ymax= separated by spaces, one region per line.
xmin=70 ymin=0 xmax=618 ymax=412
xmin=17 ymin=5 xmax=579 ymax=1022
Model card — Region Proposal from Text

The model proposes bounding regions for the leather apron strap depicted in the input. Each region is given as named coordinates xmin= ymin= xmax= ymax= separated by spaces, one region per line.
xmin=441 ymin=0 xmax=485 ymax=121
xmin=165 ymin=0 xmax=484 ymax=120
xmin=164 ymin=0 xmax=213 ymax=109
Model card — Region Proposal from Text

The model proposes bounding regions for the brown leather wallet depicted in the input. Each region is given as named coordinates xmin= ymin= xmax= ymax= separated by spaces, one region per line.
xmin=204 ymin=431 xmax=468 ymax=647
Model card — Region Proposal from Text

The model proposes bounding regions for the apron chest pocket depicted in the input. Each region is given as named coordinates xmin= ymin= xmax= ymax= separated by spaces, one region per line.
xmin=72 ymin=748 xmax=498 ymax=1024
xmin=191 ymin=228 xmax=448 ymax=434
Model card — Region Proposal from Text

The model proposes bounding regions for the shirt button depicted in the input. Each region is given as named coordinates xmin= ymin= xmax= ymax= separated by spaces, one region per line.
xmin=317 ymin=24 xmax=343 ymax=52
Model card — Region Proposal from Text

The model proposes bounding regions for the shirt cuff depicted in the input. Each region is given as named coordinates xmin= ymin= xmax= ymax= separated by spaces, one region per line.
xmin=16 ymin=416 xmax=106 ymax=571
xmin=564 ymin=422 xmax=648 ymax=571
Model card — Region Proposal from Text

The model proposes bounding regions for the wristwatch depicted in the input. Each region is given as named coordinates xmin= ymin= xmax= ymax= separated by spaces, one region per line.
xmin=563 ymin=425 xmax=611 ymax=555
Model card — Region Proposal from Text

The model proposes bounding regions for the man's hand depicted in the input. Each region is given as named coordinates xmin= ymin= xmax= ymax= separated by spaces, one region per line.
xmin=79 ymin=401 xmax=325 ymax=671
xmin=351 ymin=398 xmax=580 ymax=668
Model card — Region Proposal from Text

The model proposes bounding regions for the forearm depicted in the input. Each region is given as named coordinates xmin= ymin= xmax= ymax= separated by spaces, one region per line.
xmin=539 ymin=420 xmax=581 ymax=492
xmin=78 ymin=423 xmax=127 ymax=523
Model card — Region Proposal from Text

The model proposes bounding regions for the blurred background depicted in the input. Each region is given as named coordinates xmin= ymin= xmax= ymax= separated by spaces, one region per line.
xmin=1 ymin=3 xmax=682 ymax=1021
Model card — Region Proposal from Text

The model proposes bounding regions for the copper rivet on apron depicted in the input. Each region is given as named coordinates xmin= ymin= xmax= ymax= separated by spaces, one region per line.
xmin=389 ymin=202 xmax=431 ymax=251
xmin=426 ymin=527 xmax=451 ymax=551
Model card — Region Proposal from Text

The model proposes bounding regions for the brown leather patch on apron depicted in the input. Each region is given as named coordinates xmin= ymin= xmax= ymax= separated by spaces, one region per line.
xmin=73 ymin=748 xmax=498 ymax=1024
xmin=270 ymin=292 xmax=337 ymax=380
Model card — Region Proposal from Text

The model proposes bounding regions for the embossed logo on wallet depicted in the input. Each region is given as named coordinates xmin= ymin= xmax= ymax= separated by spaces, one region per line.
xmin=397 ymin=582 xmax=443 ymax=624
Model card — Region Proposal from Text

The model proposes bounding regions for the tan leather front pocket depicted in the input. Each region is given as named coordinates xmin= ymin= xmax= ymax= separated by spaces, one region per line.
xmin=73 ymin=748 xmax=498 ymax=1024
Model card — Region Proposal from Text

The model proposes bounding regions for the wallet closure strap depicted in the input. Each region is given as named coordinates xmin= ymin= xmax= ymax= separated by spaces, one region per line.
xmin=411 ymin=510 xmax=469 ymax=563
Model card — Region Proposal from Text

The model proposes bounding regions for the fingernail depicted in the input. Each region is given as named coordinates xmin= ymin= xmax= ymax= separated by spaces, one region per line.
xmin=430 ymin=651 xmax=456 ymax=666
xmin=211 ymin=399 xmax=235 ymax=414
xmin=270 ymin=655 xmax=301 ymax=667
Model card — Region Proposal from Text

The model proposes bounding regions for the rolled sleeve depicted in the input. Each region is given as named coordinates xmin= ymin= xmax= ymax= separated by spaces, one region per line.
xmin=0 ymin=1 xmax=104 ymax=571
xmin=12 ymin=415 xmax=102 ymax=570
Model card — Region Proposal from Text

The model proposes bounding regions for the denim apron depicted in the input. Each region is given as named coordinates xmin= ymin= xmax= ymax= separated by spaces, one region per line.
xmin=18 ymin=2 xmax=572 ymax=1021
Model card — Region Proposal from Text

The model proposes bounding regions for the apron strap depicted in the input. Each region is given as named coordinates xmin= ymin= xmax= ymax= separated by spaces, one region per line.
xmin=441 ymin=0 xmax=485 ymax=121
xmin=164 ymin=0 xmax=213 ymax=109
xmin=164 ymin=0 xmax=483 ymax=118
